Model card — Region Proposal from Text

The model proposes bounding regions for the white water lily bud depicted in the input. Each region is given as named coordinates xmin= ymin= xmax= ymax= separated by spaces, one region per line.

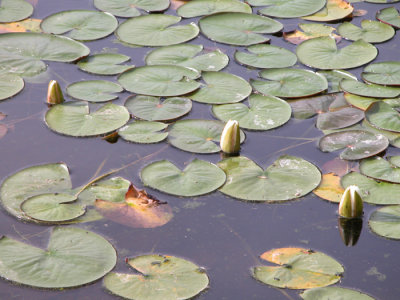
xmin=47 ymin=80 xmax=64 ymax=105
xmin=220 ymin=120 xmax=240 ymax=154
xmin=338 ymin=185 xmax=363 ymax=218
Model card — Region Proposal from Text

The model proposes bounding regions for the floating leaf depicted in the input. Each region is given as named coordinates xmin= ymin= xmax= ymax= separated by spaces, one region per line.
xmin=319 ymin=130 xmax=389 ymax=160
xmin=284 ymin=23 xmax=341 ymax=45
xmin=77 ymin=53 xmax=133 ymax=75
xmin=234 ymin=44 xmax=297 ymax=69
xmin=340 ymin=80 xmax=400 ymax=98
xmin=362 ymin=61 xmax=400 ymax=86
xmin=125 ymin=95 xmax=192 ymax=121
xmin=212 ymin=94 xmax=291 ymax=130
xmin=362 ymin=119 xmax=400 ymax=148
xmin=218 ymin=156 xmax=321 ymax=202
xmin=0 ymin=18 xmax=41 ymax=33
xmin=344 ymin=93 xmax=379 ymax=110
xmin=141 ymin=159 xmax=226 ymax=197
xmin=360 ymin=156 xmax=400 ymax=183
xmin=369 ymin=205 xmax=400 ymax=239
xmin=0 ymin=74 xmax=24 ymax=100
xmin=0 ymin=0 xmax=33 ymax=23
xmin=251 ymin=68 xmax=328 ymax=98
xmin=248 ymin=0 xmax=326 ymax=18
xmin=41 ymin=10 xmax=118 ymax=41
xmin=199 ymin=12 xmax=283 ymax=46
xmin=337 ymin=20 xmax=395 ymax=43
xmin=93 ymin=0 xmax=170 ymax=18
xmin=321 ymin=70 xmax=358 ymax=93
xmin=302 ymin=0 xmax=353 ymax=22
xmin=119 ymin=121 xmax=168 ymax=144
xmin=104 ymin=255 xmax=209 ymax=300
xmin=376 ymin=7 xmax=400 ymax=29
xmin=301 ymin=286 xmax=375 ymax=300
xmin=188 ymin=71 xmax=252 ymax=104
xmin=177 ymin=0 xmax=252 ymax=18
xmin=297 ymin=37 xmax=377 ymax=70
xmin=116 ymin=14 xmax=199 ymax=46
xmin=66 ymin=80 xmax=123 ymax=102
xmin=145 ymin=44 xmax=229 ymax=72
xmin=252 ymin=247 xmax=343 ymax=289
xmin=118 ymin=65 xmax=200 ymax=97
xmin=0 ymin=227 xmax=116 ymax=288
xmin=313 ymin=173 xmax=344 ymax=203
xmin=45 ymin=102 xmax=130 ymax=137
xmin=168 ymin=119 xmax=245 ymax=154
xmin=365 ymin=102 xmax=400 ymax=133
xmin=291 ymin=94 xmax=337 ymax=119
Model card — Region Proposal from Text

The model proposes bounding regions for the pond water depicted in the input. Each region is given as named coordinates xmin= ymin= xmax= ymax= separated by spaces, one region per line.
xmin=0 ymin=0 xmax=399 ymax=299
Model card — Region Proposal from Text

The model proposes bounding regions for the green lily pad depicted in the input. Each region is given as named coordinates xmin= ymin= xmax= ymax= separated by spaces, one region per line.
xmin=0 ymin=74 xmax=24 ymax=100
xmin=41 ymin=10 xmax=118 ymax=41
xmin=141 ymin=159 xmax=226 ymax=197
xmin=0 ymin=33 xmax=90 ymax=77
xmin=234 ymin=44 xmax=297 ymax=69
xmin=301 ymin=287 xmax=375 ymax=300
xmin=177 ymin=0 xmax=252 ymax=18
xmin=212 ymin=94 xmax=291 ymax=130
xmin=116 ymin=14 xmax=199 ymax=47
xmin=376 ymin=7 xmax=400 ymax=29
xmin=365 ymin=102 xmax=400 ymax=133
xmin=66 ymin=80 xmax=123 ymax=102
xmin=125 ymin=95 xmax=192 ymax=121
xmin=93 ymin=0 xmax=170 ymax=18
xmin=338 ymin=20 xmax=395 ymax=43
xmin=297 ymin=37 xmax=377 ymax=70
xmin=362 ymin=61 xmax=400 ymax=86
xmin=291 ymin=94 xmax=337 ymax=119
xmin=317 ymin=70 xmax=357 ymax=93
xmin=77 ymin=53 xmax=134 ymax=75
xmin=188 ymin=71 xmax=252 ymax=104
xmin=344 ymin=93 xmax=380 ymax=110
xmin=252 ymin=247 xmax=343 ymax=289
xmin=118 ymin=65 xmax=200 ymax=97
xmin=167 ymin=119 xmax=245 ymax=154
xmin=45 ymin=102 xmax=130 ymax=137
xmin=218 ymin=155 xmax=321 ymax=202
xmin=342 ymin=172 xmax=400 ymax=205
xmin=248 ymin=0 xmax=326 ymax=18
xmin=251 ymin=68 xmax=328 ymax=98
xmin=360 ymin=156 xmax=400 ymax=183
xmin=119 ymin=121 xmax=168 ymax=144
xmin=21 ymin=193 xmax=85 ymax=223
xmin=0 ymin=227 xmax=116 ymax=288
xmin=362 ymin=119 xmax=400 ymax=148
xmin=145 ymin=44 xmax=229 ymax=72
xmin=103 ymin=255 xmax=209 ymax=300
xmin=199 ymin=12 xmax=283 ymax=46
xmin=0 ymin=0 xmax=33 ymax=23
xmin=302 ymin=0 xmax=353 ymax=22
xmin=369 ymin=205 xmax=400 ymax=239
xmin=284 ymin=23 xmax=341 ymax=45
xmin=340 ymin=80 xmax=400 ymax=98
xmin=319 ymin=130 xmax=389 ymax=160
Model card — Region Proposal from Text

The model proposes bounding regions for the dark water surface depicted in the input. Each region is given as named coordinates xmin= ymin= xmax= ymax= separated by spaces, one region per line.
xmin=0 ymin=0 xmax=399 ymax=299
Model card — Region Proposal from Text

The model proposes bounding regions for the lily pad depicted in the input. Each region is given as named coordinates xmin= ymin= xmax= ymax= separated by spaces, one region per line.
xmin=338 ymin=20 xmax=395 ymax=43
xmin=93 ymin=0 xmax=170 ymax=17
xmin=248 ymin=0 xmax=326 ymax=18
xmin=199 ymin=12 xmax=283 ymax=46
xmin=360 ymin=156 xmax=400 ymax=183
xmin=251 ymin=68 xmax=328 ymax=98
xmin=369 ymin=205 xmax=400 ymax=239
xmin=118 ymin=65 xmax=200 ymax=97
xmin=313 ymin=173 xmax=344 ymax=203
xmin=365 ymin=102 xmax=400 ymax=133
xmin=234 ymin=44 xmax=297 ymax=69
xmin=376 ymin=7 xmax=400 ymax=29
xmin=45 ymin=102 xmax=130 ymax=137
xmin=0 ymin=227 xmax=116 ymax=288
xmin=66 ymin=80 xmax=123 ymax=102
xmin=118 ymin=121 xmax=168 ymax=144
xmin=362 ymin=119 xmax=400 ymax=148
xmin=125 ymin=95 xmax=192 ymax=121
xmin=141 ymin=159 xmax=226 ymax=197
xmin=318 ymin=70 xmax=357 ymax=93
xmin=342 ymin=171 xmax=400 ymax=205
xmin=103 ymin=255 xmax=209 ymax=300
xmin=167 ymin=119 xmax=245 ymax=154
xmin=284 ymin=23 xmax=341 ymax=45
xmin=145 ymin=44 xmax=229 ymax=72
xmin=301 ymin=287 xmax=375 ymax=300
xmin=340 ymin=80 xmax=400 ymax=98
xmin=177 ymin=0 xmax=252 ymax=18
xmin=0 ymin=32 xmax=90 ymax=77
xmin=319 ymin=130 xmax=389 ymax=160
xmin=218 ymin=155 xmax=321 ymax=202
xmin=40 ymin=10 xmax=118 ymax=41
xmin=362 ymin=61 xmax=400 ymax=86
xmin=0 ymin=74 xmax=24 ymax=100
xmin=252 ymin=247 xmax=343 ymax=289
xmin=344 ymin=93 xmax=379 ymax=110
xmin=297 ymin=37 xmax=377 ymax=70
xmin=188 ymin=71 xmax=252 ymax=104
xmin=116 ymin=14 xmax=199 ymax=46
xmin=77 ymin=53 xmax=134 ymax=75
xmin=212 ymin=94 xmax=291 ymax=130
xmin=0 ymin=0 xmax=33 ymax=23
xmin=302 ymin=0 xmax=353 ymax=22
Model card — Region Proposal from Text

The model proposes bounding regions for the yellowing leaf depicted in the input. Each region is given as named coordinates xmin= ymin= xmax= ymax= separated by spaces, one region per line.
xmin=313 ymin=173 xmax=344 ymax=203
xmin=171 ymin=0 xmax=187 ymax=9
xmin=0 ymin=19 xmax=41 ymax=33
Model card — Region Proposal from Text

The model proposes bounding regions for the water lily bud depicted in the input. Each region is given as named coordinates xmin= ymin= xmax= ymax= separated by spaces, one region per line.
xmin=220 ymin=120 xmax=240 ymax=154
xmin=47 ymin=80 xmax=64 ymax=105
xmin=338 ymin=185 xmax=363 ymax=218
